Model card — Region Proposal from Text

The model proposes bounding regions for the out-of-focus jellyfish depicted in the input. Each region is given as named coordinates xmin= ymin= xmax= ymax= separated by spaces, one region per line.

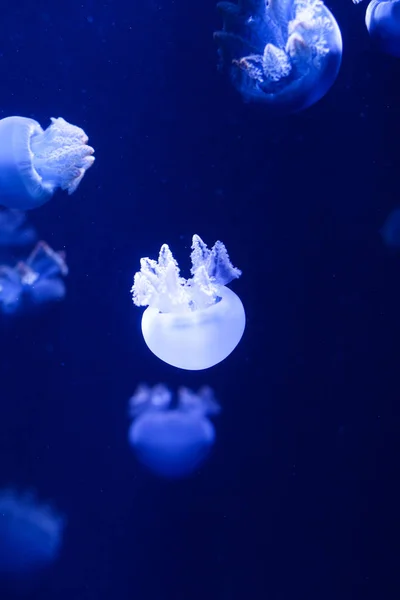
xmin=353 ymin=0 xmax=400 ymax=57
xmin=132 ymin=234 xmax=246 ymax=370
xmin=0 ymin=489 xmax=65 ymax=576
xmin=380 ymin=208 xmax=400 ymax=247
xmin=128 ymin=384 xmax=221 ymax=478
xmin=0 ymin=241 xmax=68 ymax=315
xmin=0 ymin=209 xmax=37 ymax=247
xmin=0 ymin=116 xmax=95 ymax=210
xmin=214 ymin=0 xmax=343 ymax=112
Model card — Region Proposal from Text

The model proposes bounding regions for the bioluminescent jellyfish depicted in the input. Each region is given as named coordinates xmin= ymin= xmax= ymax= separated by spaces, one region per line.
xmin=380 ymin=208 xmax=400 ymax=247
xmin=132 ymin=234 xmax=246 ymax=370
xmin=0 ymin=241 xmax=68 ymax=314
xmin=214 ymin=0 xmax=343 ymax=112
xmin=353 ymin=0 xmax=400 ymax=57
xmin=128 ymin=384 xmax=221 ymax=478
xmin=0 ymin=488 xmax=65 ymax=576
xmin=0 ymin=209 xmax=37 ymax=247
xmin=0 ymin=116 xmax=95 ymax=210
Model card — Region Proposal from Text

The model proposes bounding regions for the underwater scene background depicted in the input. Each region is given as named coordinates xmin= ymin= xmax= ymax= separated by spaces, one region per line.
xmin=0 ymin=0 xmax=399 ymax=598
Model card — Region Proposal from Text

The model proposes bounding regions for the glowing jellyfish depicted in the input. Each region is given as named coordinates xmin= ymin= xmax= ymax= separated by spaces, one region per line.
xmin=0 ymin=116 xmax=95 ymax=210
xmin=0 ymin=209 xmax=37 ymax=247
xmin=0 ymin=489 xmax=65 ymax=576
xmin=132 ymin=234 xmax=246 ymax=370
xmin=128 ymin=384 xmax=221 ymax=478
xmin=214 ymin=0 xmax=343 ymax=112
xmin=353 ymin=0 xmax=400 ymax=57
xmin=0 ymin=241 xmax=68 ymax=315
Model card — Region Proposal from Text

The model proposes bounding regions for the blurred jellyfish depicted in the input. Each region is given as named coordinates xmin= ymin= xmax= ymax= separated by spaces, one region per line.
xmin=128 ymin=384 xmax=221 ymax=478
xmin=353 ymin=0 xmax=400 ymax=56
xmin=132 ymin=235 xmax=246 ymax=370
xmin=214 ymin=0 xmax=343 ymax=112
xmin=0 ymin=489 xmax=65 ymax=576
xmin=380 ymin=208 xmax=400 ymax=247
xmin=0 ymin=116 xmax=95 ymax=210
xmin=0 ymin=209 xmax=37 ymax=247
xmin=0 ymin=241 xmax=68 ymax=315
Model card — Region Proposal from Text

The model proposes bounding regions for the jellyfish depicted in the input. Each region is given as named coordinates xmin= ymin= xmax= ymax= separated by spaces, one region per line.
xmin=0 ymin=116 xmax=95 ymax=210
xmin=214 ymin=0 xmax=343 ymax=112
xmin=0 ymin=209 xmax=37 ymax=247
xmin=353 ymin=0 xmax=400 ymax=57
xmin=380 ymin=208 xmax=400 ymax=247
xmin=0 ymin=488 xmax=65 ymax=576
xmin=0 ymin=240 xmax=68 ymax=315
xmin=132 ymin=235 xmax=246 ymax=370
xmin=128 ymin=384 xmax=221 ymax=478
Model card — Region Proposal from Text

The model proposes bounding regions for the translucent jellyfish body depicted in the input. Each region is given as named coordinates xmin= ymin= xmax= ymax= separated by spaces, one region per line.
xmin=128 ymin=384 xmax=221 ymax=478
xmin=0 ymin=241 xmax=68 ymax=315
xmin=353 ymin=0 xmax=400 ymax=57
xmin=132 ymin=235 xmax=246 ymax=370
xmin=0 ymin=489 xmax=65 ymax=576
xmin=214 ymin=0 xmax=343 ymax=112
xmin=0 ymin=116 xmax=95 ymax=210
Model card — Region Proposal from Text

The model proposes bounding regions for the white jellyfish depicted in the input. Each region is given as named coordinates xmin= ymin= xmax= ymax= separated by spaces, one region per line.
xmin=128 ymin=384 xmax=221 ymax=478
xmin=0 ymin=488 xmax=65 ymax=576
xmin=132 ymin=235 xmax=246 ymax=370
xmin=353 ymin=0 xmax=400 ymax=56
xmin=0 ymin=240 xmax=68 ymax=314
xmin=0 ymin=116 xmax=95 ymax=210
xmin=0 ymin=209 xmax=37 ymax=247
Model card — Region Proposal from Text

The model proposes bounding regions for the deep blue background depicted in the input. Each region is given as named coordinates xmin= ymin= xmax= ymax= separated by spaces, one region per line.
xmin=0 ymin=0 xmax=399 ymax=598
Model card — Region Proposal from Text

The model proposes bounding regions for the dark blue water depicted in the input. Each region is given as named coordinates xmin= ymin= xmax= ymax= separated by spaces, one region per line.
xmin=0 ymin=0 xmax=399 ymax=598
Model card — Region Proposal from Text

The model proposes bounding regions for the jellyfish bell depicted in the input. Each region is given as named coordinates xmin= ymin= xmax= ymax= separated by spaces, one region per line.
xmin=0 ymin=116 xmax=95 ymax=210
xmin=364 ymin=0 xmax=400 ymax=56
xmin=214 ymin=0 xmax=343 ymax=113
xmin=128 ymin=385 xmax=220 ymax=478
xmin=142 ymin=286 xmax=244 ymax=370
xmin=132 ymin=235 xmax=245 ymax=370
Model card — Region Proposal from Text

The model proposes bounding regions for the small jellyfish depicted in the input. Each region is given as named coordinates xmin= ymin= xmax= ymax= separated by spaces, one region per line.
xmin=0 ymin=241 xmax=68 ymax=315
xmin=0 ymin=209 xmax=37 ymax=247
xmin=128 ymin=384 xmax=221 ymax=478
xmin=380 ymin=208 xmax=400 ymax=247
xmin=132 ymin=235 xmax=246 ymax=370
xmin=353 ymin=0 xmax=400 ymax=57
xmin=0 ymin=116 xmax=95 ymax=210
xmin=214 ymin=0 xmax=343 ymax=112
xmin=0 ymin=488 xmax=65 ymax=576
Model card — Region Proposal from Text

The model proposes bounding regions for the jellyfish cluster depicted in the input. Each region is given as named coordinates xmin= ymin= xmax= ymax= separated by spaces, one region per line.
xmin=0 ymin=0 xmax=398 ymax=584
